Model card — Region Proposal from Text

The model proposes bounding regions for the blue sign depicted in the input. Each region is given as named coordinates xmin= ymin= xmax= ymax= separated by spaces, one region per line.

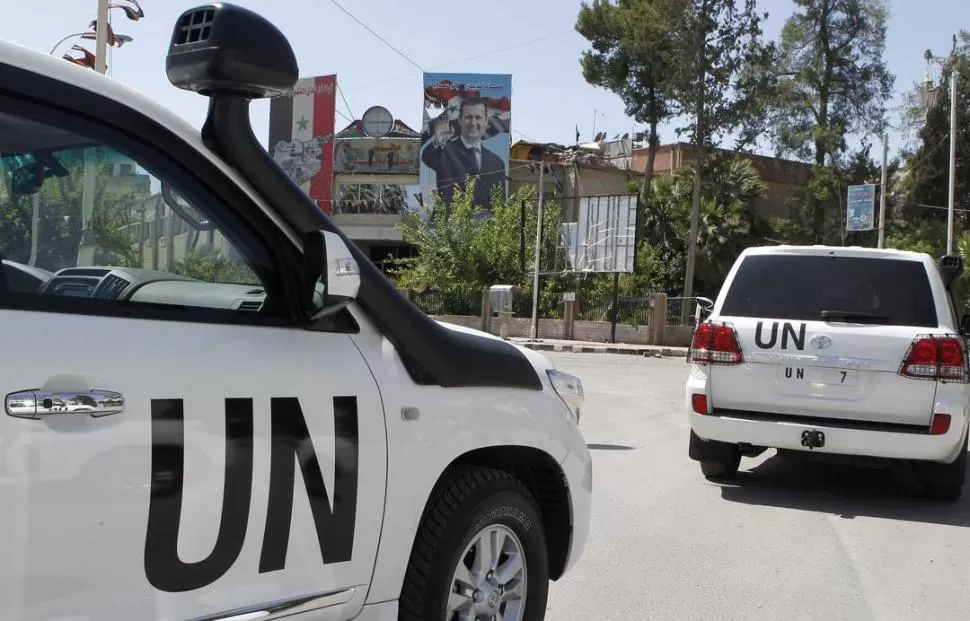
xmin=847 ymin=184 xmax=876 ymax=232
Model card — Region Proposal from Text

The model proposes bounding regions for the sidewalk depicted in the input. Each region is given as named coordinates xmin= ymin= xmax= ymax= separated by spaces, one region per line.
xmin=508 ymin=336 xmax=689 ymax=358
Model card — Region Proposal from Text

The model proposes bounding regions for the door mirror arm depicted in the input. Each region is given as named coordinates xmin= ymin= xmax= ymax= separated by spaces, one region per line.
xmin=301 ymin=230 xmax=360 ymax=323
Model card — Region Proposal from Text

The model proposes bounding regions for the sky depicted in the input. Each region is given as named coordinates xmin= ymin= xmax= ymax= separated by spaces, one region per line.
xmin=1 ymin=0 xmax=967 ymax=161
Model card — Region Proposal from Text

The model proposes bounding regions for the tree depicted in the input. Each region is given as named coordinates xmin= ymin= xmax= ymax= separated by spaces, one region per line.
xmin=641 ymin=155 xmax=767 ymax=297
xmin=575 ymin=0 xmax=676 ymax=211
xmin=898 ymin=32 xmax=969 ymax=237
xmin=171 ymin=245 xmax=261 ymax=285
xmin=0 ymin=162 xmax=139 ymax=271
xmin=774 ymin=143 xmax=899 ymax=246
xmin=769 ymin=0 xmax=895 ymax=243
xmin=660 ymin=0 xmax=774 ymax=312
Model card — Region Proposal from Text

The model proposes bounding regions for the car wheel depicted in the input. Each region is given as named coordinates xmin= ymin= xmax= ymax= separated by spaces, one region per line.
xmin=922 ymin=436 xmax=967 ymax=502
xmin=399 ymin=466 xmax=549 ymax=621
xmin=700 ymin=454 xmax=741 ymax=481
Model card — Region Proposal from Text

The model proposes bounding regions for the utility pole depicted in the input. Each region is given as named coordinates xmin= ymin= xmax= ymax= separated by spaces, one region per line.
xmin=877 ymin=132 xmax=889 ymax=248
xmin=95 ymin=0 xmax=109 ymax=74
xmin=529 ymin=163 xmax=545 ymax=342
xmin=947 ymin=60 xmax=958 ymax=255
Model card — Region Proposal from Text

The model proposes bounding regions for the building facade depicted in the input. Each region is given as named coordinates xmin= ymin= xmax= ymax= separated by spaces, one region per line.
xmin=330 ymin=115 xmax=422 ymax=271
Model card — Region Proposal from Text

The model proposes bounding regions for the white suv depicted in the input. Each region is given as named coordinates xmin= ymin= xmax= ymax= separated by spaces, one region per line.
xmin=0 ymin=4 xmax=591 ymax=620
xmin=685 ymin=245 xmax=970 ymax=501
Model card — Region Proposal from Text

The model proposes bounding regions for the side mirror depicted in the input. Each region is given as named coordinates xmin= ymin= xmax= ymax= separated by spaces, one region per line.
xmin=302 ymin=230 xmax=360 ymax=321
xmin=960 ymin=314 xmax=970 ymax=338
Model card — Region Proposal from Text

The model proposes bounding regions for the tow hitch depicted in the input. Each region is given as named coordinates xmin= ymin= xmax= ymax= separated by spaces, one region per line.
xmin=801 ymin=430 xmax=825 ymax=450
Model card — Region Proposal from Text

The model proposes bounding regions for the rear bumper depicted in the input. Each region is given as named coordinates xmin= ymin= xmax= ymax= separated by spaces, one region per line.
xmin=689 ymin=409 xmax=968 ymax=463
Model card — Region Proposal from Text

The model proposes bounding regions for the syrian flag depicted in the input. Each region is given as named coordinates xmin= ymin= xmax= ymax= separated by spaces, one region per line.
xmin=268 ymin=75 xmax=337 ymax=214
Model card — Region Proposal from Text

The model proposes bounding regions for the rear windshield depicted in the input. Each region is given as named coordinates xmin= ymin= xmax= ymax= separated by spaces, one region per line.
xmin=720 ymin=254 xmax=938 ymax=327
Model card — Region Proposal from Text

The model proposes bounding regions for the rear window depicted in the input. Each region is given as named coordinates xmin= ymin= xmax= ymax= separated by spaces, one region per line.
xmin=720 ymin=254 xmax=938 ymax=327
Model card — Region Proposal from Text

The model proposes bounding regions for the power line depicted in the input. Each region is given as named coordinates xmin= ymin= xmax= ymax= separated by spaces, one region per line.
xmin=343 ymin=30 xmax=572 ymax=93
xmin=327 ymin=0 xmax=426 ymax=72
xmin=336 ymin=82 xmax=356 ymax=122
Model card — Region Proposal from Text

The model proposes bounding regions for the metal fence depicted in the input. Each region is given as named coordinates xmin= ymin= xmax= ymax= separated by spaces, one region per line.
xmin=409 ymin=289 xmax=482 ymax=316
xmin=666 ymin=296 xmax=714 ymax=327
xmin=577 ymin=295 xmax=653 ymax=326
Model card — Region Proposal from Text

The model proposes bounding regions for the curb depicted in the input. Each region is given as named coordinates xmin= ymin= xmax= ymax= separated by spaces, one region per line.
xmin=515 ymin=341 xmax=688 ymax=358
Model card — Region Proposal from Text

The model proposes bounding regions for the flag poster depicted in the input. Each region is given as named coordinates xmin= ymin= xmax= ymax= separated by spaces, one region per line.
xmin=419 ymin=73 xmax=511 ymax=216
xmin=268 ymin=75 xmax=337 ymax=215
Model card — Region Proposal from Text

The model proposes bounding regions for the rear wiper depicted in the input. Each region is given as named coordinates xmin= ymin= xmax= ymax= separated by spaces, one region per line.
xmin=821 ymin=310 xmax=891 ymax=323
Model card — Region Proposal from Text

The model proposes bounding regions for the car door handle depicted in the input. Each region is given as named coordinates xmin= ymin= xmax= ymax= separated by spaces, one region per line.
xmin=5 ymin=389 xmax=124 ymax=420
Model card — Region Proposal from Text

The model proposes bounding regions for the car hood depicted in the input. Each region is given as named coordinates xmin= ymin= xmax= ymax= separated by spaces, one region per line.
xmin=435 ymin=319 xmax=557 ymax=376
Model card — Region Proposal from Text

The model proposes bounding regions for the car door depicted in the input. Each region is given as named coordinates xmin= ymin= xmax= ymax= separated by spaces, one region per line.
xmin=0 ymin=92 xmax=387 ymax=620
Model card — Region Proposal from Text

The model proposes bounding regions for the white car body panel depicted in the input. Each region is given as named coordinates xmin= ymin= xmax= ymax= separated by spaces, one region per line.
xmin=0 ymin=32 xmax=592 ymax=621
xmin=0 ymin=309 xmax=387 ymax=621
xmin=687 ymin=245 xmax=970 ymax=464
xmin=347 ymin=312 xmax=592 ymax=604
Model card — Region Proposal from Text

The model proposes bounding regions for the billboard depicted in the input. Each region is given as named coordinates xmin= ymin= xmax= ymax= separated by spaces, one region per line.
xmin=334 ymin=138 xmax=420 ymax=174
xmin=419 ymin=73 xmax=511 ymax=216
xmin=846 ymin=184 xmax=876 ymax=232
xmin=561 ymin=194 xmax=639 ymax=273
xmin=268 ymin=75 xmax=337 ymax=214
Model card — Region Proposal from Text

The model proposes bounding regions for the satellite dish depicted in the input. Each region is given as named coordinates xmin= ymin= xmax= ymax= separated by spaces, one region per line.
xmin=361 ymin=105 xmax=394 ymax=138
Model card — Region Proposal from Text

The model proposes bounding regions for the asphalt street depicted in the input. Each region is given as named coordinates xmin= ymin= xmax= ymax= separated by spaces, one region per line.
xmin=542 ymin=352 xmax=970 ymax=621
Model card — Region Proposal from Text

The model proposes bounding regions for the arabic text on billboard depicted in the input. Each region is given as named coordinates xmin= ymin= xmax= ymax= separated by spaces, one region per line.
xmin=268 ymin=75 xmax=337 ymax=214
xmin=334 ymin=138 xmax=419 ymax=174
xmin=419 ymin=73 xmax=511 ymax=216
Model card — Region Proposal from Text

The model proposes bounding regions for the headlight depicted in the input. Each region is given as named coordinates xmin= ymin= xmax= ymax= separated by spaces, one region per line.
xmin=547 ymin=369 xmax=584 ymax=424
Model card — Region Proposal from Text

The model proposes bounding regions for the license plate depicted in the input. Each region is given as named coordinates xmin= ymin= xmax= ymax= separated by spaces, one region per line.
xmin=777 ymin=365 xmax=857 ymax=386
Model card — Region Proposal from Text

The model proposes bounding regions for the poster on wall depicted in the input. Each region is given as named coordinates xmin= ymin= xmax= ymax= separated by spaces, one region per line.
xmin=419 ymin=72 xmax=511 ymax=217
xmin=268 ymin=75 xmax=337 ymax=214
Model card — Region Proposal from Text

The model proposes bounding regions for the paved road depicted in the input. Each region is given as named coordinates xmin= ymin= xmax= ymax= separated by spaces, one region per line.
xmin=543 ymin=353 xmax=970 ymax=621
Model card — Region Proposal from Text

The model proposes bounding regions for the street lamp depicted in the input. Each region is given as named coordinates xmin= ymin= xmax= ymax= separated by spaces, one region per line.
xmin=918 ymin=45 xmax=959 ymax=255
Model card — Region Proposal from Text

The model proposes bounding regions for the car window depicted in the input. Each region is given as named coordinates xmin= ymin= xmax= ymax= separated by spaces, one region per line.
xmin=720 ymin=254 xmax=938 ymax=327
xmin=0 ymin=105 xmax=283 ymax=321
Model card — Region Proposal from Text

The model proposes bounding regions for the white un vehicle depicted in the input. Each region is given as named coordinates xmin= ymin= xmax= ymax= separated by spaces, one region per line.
xmin=686 ymin=245 xmax=970 ymax=501
xmin=0 ymin=4 xmax=591 ymax=620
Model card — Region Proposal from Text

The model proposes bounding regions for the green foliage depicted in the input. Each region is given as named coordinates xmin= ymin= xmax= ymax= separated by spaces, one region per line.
xmin=171 ymin=245 xmax=261 ymax=285
xmin=662 ymin=0 xmax=775 ymax=151
xmin=898 ymin=32 xmax=970 ymax=232
xmin=575 ymin=0 xmax=675 ymax=132
xmin=0 ymin=161 xmax=139 ymax=271
xmin=768 ymin=0 xmax=895 ymax=241
xmin=640 ymin=156 xmax=768 ymax=297
xmin=393 ymin=179 xmax=546 ymax=294
xmin=575 ymin=0 xmax=677 ymax=204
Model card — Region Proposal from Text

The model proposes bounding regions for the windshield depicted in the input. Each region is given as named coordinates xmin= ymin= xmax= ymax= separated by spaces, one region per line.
xmin=720 ymin=254 xmax=939 ymax=327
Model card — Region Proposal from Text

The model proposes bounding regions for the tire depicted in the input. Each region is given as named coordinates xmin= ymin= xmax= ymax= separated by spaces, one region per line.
xmin=700 ymin=453 xmax=741 ymax=481
xmin=399 ymin=466 xmax=550 ymax=621
xmin=922 ymin=436 xmax=967 ymax=502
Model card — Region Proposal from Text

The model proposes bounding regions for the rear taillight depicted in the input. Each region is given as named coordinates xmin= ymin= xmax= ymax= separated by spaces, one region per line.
xmin=688 ymin=322 xmax=743 ymax=365
xmin=899 ymin=335 xmax=969 ymax=382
